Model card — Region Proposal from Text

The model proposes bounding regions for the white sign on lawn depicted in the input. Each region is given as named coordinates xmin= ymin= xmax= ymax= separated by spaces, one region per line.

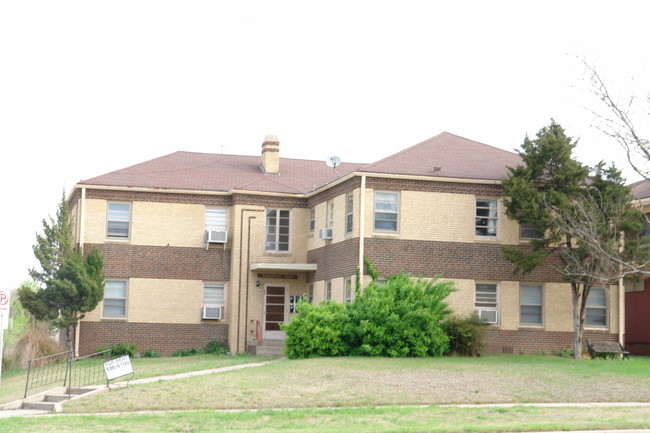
xmin=103 ymin=355 xmax=134 ymax=381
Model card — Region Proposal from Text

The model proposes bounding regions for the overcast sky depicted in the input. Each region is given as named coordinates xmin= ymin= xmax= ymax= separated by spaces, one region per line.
xmin=1 ymin=1 xmax=648 ymax=291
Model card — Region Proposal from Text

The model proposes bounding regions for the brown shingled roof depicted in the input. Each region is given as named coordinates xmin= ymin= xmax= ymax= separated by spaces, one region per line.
xmin=362 ymin=132 xmax=522 ymax=181
xmin=78 ymin=132 xmax=523 ymax=194
xmin=630 ymin=179 xmax=650 ymax=200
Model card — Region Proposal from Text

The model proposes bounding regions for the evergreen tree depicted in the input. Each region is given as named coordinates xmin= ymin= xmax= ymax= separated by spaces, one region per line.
xmin=502 ymin=120 xmax=648 ymax=359
xmin=19 ymin=191 xmax=105 ymax=354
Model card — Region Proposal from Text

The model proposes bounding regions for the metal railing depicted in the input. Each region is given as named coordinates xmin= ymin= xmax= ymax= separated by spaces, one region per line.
xmin=66 ymin=350 xmax=112 ymax=398
xmin=24 ymin=349 xmax=112 ymax=399
xmin=23 ymin=351 xmax=72 ymax=398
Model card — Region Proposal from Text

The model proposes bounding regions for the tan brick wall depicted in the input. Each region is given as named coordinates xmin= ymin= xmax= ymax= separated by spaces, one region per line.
xmin=83 ymin=278 xmax=226 ymax=325
xmin=361 ymin=188 xmax=522 ymax=244
xmin=83 ymin=199 xmax=216 ymax=248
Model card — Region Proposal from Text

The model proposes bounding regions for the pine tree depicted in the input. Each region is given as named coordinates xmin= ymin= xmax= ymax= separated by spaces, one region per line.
xmin=19 ymin=191 xmax=105 ymax=354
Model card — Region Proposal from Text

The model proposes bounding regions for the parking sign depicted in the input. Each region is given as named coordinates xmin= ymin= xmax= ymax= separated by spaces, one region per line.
xmin=0 ymin=290 xmax=10 ymax=330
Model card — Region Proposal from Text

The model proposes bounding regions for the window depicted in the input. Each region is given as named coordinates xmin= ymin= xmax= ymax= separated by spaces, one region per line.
xmin=203 ymin=283 xmax=225 ymax=314
xmin=520 ymin=284 xmax=543 ymax=325
xmin=374 ymin=191 xmax=399 ymax=232
xmin=325 ymin=201 xmax=334 ymax=229
xmin=520 ymin=223 xmax=543 ymax=239
xmin=475 ymin=283 xmax=498 ymax=323
xmin=103 ymin=280 xmax=127 ymax=317
xmin=107 ymin=202 xmax=131 ymax=239
xmin=206 ymin=208 xmax=227 ymax=232
xmin=325 ymin=280 xmax=332 ymax=301
xmin=475 ymin=199 xmax=497 ymax=236
xmin=309 ymin=208 xmax=315 ymax=232
xmin=345 ymin=278 xmax=353 ymax=302
xmin=346 ymin=194 xmax=353 ymax=234
xmin=586 ymin=288 xmax=607 ymax=327
xmin=265 ymin=209 xmax=290 ymax=252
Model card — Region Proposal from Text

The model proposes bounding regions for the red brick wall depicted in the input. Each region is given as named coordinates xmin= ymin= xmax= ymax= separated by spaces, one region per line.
xmin=87 ymin=243 xmax=230 ymax=281
xmin=307 ymin=239 xmax=359 ymax=282
xmin=78 ymin=321 xmax=228 ymax=356
xmin=364 ymin=238 xmax=564 ymax=283
xmin=486 ymin=328 xmax=618 ymax=355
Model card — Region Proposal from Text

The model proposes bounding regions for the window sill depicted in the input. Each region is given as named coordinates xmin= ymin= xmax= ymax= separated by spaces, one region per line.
xmin=100 ymin=317 xmax=128 ymax=321
xmin=518 ymin=325 xmax=544 ymax=330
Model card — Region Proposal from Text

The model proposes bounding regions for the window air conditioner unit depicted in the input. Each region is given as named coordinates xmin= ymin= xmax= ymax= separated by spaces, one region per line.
xmin=476 ymin=308 xmax=498 ymax=324
xmin=319 ymin=228 xmax=333 ymax=240
xmin=202 ymin=306 xmax=222 ymax=320
xmin=205 ymin=230 xmax=227 ymax=244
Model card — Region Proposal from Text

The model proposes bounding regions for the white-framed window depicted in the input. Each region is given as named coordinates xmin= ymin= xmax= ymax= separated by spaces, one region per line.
xmin=265 ymin=209 xmax=290 ymax=252
xmin=374 ymin=191 xmax=399 ymax=232
xmin=520 ymin=284 xmax=543 ymax=325
xmin=520 ymin=223 xmax=543 ymax=240
xmin=203 ymin=283 xmax=226 ymax=317
xmin=103 ymin=280 xmax=127 ymax=318
xmin=475 ymin=199 xmax=498 ymax=237
xmin=346 ymin=193 xmax=354 ymax=234
xmin=345 ymin=278 xmax=353 ymax=302
xmin=107 ymin=202 xmax=131 ymax=239
xmin=206 ymin=208 xmax=227 ymax=231
xmin=586 ymin=287 xmax=607 ymax=327
xmin=309 ymin=208 xmax=315 ymax=232
xmin=326 ymin=201 xmax=334 ymax=229
xmin=325 ymin=280 xmax=332 ymax=301
xmin=475 ymin=282 xmax=498 ymax=324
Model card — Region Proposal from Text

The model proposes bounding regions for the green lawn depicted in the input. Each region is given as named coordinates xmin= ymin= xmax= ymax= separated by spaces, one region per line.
xmin=3 ymin=354 xmax=650 ymax=432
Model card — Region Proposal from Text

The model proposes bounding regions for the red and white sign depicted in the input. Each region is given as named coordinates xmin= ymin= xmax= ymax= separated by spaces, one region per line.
xmin=0 ymin=290 xmax=10 ymax=330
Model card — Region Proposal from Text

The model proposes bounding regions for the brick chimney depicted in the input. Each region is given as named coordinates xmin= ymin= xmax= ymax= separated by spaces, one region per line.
xmin=261 ymin=135 xmax=280 ymax=175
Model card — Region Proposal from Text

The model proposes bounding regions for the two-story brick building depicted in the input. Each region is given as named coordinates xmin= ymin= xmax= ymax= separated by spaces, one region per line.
xmin=70 ymin=132 xmax=622 ymax=356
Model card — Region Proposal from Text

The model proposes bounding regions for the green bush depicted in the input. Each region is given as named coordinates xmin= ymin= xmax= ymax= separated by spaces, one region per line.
xmin=96 ymin=342 xmax=138 ymax=357
xmin=443 ymin=314 xmax=487 ymax=357
xmin=283 ymin=268 xmax=456 ymax=359
xmin=345 ymin=273 xmax=454 ymax=357
xmin=143 ymin=349 xmax=160 ymax=358
xmin=204 ymin=340 xmax=229 ymax=355
xmin=173 ymin=348 xmax=199 ymax=357
xmin=282 ymin=300 xmax=349 ymax=359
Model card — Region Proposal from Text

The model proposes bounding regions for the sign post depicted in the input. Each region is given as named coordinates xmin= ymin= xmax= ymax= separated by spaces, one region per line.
xmin=0 ymin=289 xmax=11 ymax=385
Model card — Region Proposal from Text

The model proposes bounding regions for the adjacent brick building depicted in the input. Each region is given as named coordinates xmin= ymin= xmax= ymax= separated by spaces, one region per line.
xmin=70 ymin=132 xmax=622 ymax=356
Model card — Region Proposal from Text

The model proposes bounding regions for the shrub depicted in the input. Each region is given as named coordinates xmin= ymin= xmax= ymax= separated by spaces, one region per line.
xmin=443 ymin=314 xmax=487 ymax=357
xmin=282 ymin=300 xmax=349 ymax=359
xmin=12 ymin=325 xmax=65 ymax=368
xmin=203 ymin=340 xmax=228 ymax=355
xmin=282 ymin=269 xmax=456 ymax=359
xmin=345 ymin=273 xmax=454 ymax=357
xmin=96 ymin=342 xmax=138 ymax=357
xmin=143 ymin=350 xmax=160 ymax=358
xmin=173 ymin=348 xmax=199 ymax=357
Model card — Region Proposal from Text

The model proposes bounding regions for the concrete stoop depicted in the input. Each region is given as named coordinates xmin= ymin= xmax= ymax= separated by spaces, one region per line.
xmin=247 ymin=339 xmax=286 ymax=357
xmin=21 ymin=386 xmax=100 ymax=413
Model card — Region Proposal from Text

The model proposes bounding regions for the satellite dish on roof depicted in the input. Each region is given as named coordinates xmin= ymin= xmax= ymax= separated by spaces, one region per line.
xmin=325 ymin=156 xmax=341 ymax=168
xmin=325 ymin=156 xmax=342 ymax=177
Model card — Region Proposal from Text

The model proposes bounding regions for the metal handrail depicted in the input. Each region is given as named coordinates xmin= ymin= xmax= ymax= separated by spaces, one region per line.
xmin=256 ymin=320 xmax=263 ymax=346
xmin=24 ymin=351 xmax=72 ymax=398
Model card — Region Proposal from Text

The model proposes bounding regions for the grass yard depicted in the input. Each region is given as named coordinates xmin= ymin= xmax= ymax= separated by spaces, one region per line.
xmin=64 ymin=355 xmax=650 ymax=413
xmin=0 ymin=354 xmax=270 ymax=406
xmin=3 ymin=405 xmax=650 ymax=433
xmin=3 ymin=354 xmax=650 ymax=432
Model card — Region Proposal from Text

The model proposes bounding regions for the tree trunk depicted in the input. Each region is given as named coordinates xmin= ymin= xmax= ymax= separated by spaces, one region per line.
xmin=64 ymin=326 xmax=74 ymax=357
xmin=572 ymin=282 xmax=582 ymax=359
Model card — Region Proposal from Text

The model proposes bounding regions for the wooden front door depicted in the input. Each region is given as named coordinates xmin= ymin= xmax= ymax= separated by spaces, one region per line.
xmin=264 ymin=286 xmax=286 ymax=340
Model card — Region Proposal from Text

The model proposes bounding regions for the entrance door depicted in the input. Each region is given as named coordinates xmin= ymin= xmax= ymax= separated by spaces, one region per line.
xmin=264 ymin=286 xmax=286 ymax=340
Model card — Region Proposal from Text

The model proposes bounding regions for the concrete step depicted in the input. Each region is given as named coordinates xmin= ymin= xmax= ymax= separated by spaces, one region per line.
xmin=21 ymin=401 xmax=58 ymax=412
xmin=247 ymin=340 xmax=286 ymax=356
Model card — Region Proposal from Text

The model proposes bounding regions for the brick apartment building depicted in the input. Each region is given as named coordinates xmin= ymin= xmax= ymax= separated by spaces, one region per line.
xmin=69 ymin=132 xmax=623 ymax=356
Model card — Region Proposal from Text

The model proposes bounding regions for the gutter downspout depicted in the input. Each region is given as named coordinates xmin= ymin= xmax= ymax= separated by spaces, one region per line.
xmin=75 ymin=187 xmax=86 ymax=357
xmin=358 ymin=175 xmax=366 ymax=283
xmin=619 ymin=230 xmax=625 ymax=346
